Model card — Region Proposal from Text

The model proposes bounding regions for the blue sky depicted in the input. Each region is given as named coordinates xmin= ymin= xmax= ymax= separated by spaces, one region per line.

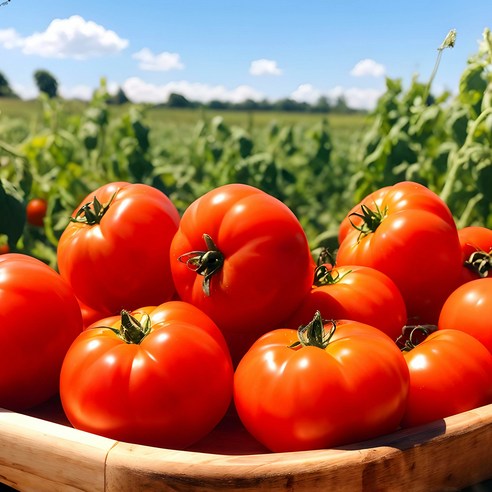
xmin=0 ymin=1 xmax=490 ymax=109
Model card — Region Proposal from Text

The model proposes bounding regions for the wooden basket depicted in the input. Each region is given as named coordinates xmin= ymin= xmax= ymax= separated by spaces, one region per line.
xmin=1 ymin=397 xmax=492 ymax=491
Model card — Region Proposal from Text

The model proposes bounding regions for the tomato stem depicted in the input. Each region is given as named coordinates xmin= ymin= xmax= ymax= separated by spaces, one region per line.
xmin=349 ymin=203 xmax=387 ymax=240
xmin=313 ymin=265 xmax=352 ymax=287
xmin=118 ymin=310 xmax=151 ymax=344
xmin=290 ymin=311 xmax=336 ymax=350
xmin=464 ymin=250 xmax=492 ymax=278
xmin=70 ymin=191 xmax=118 ymax=225
xmin=396 ymin=324 xmax=437 ymax=351
xmin=177 ymin=234 xmax=224 ymax=296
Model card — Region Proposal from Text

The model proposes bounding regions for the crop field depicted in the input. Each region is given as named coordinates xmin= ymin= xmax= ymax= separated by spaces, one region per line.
xmin=0 ymin=28 xmax=491 ymax=269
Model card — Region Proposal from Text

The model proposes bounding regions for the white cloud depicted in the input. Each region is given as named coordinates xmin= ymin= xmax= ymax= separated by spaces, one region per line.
xmin=11 ymin=83 xmax=38 ymax=100
xmin=290 ymin=84 xmax=321 ymax=104
xmin=328 ymin=85 xmax=384 ymax=110
xmin=0 ymin=15 xmax=128 ymax=59
xmin=350 ymin=59 xmax=386 ymax=77
xmin=0 ymin=28 xmax=22 ymax=49
xmin=59 ymin=84 xmax=94 ymax=100
xmin=132 ymin=48 xmax=184 ymax=71
xmin=122 ymin=77 xmax=264 ymax=104
xmin=250 ymin=59 xmax=282 ymax=76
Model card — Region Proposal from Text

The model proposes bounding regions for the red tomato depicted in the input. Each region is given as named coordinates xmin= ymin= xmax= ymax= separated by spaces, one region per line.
xmin=77 ymin=297 xmax=112 ymax=330
xmin=457 ymin=226 xmax=492 ymax=283
xmin=233 ymin=312 xmax=409 ymax=452
xmin=287 ymin=264 xmax=407 ymax=341
xmin=170 ymin=183 xmax=315 ymax=365
xmin=0 ymin=244 xmax=9 ymax=254
xmin=401 ymin=327 xmax=492 ymax=428
xmin=336 ymin=181 xmax=462 ymax=324
xmin=0 ymin=253 xmax=82 ymax=410
xmin=60 ymin=301 xmax=233 ymax=449
xmin=438 ymin=278 xmax=492 ymax=353
xmin=57 ymin=182 xmax=180 ymax=314
xmin=26 ymin=198 xmax=48 ymax=227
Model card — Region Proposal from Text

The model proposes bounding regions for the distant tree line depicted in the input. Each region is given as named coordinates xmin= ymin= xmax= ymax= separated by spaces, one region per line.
xmin=0 ymin=69 xmax=362 ymax=113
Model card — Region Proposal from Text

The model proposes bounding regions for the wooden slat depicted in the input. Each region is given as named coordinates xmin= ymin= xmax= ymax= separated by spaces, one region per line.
xmin=0 ymin=408 xmax=117 ymax=492
xmin=0 ymin=402 xmax=492 ymax=491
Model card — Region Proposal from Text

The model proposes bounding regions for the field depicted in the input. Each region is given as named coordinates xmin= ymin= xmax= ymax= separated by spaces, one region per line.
xmin=0 ymin=28 xmax=491 ymax=269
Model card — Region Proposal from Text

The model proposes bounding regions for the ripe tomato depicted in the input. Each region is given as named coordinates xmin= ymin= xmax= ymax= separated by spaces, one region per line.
xmin=287 ymin=264 xmax=407 ymax=341
xmin=438 ymin=278 xmax=492 ymax=353
xmin=233 ymin=312 xmax=409 ymax=452
xmin=401 ymin=327 xmax=492 ymax=428
xmin=336 ymin=181 xmax=462 ymax=324
xmin=60 ymin=301 xmax=233 ymax=449
xmin=170 ymin=183 xmax=315 ymax=365
xmin=457 ymin=226 xmax=492 ymax=283
xmin=26 ymin=198 xmax=48 ymax=227
xmin=0 ymin=253 xmax=82 ymax=410
xmin=57 ymin=182 xmax=180 ymax=314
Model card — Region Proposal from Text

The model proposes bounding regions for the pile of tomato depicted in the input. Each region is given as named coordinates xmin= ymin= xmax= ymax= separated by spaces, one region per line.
xmin=0 ymin=180 xmax=491 ymax=453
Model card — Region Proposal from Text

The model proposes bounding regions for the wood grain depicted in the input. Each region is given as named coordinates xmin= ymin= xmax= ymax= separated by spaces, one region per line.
xmin=0 ymin=399 xmax=491 ymax=491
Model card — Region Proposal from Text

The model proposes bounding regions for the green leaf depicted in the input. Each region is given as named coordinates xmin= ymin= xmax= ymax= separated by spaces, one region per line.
xmin=0 ymin=179 xmax=26 ymax=247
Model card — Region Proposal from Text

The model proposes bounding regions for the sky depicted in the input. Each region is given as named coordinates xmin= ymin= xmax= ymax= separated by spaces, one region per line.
xmin=0 ymin=1 xmax=490 ymax=110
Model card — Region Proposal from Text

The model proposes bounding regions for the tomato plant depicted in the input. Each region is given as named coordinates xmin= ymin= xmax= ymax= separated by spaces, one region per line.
xmin=438 ymin=278 xmax=492 ymax=353
xmin=0 ymin=253 xmax=82 ymax=411
xmin=60 ymin=301 xmax=233 ymax=449
xmin=26 ymin=198 xmax=48 ymax=227
xmin=400 ymin=327 xmax=492 ymax=428
xmin=170 ymin=183 xmax=315 ymax=365
xmin=336 ymin=181 xmax=462 ymax=324
xmin=57 ymin=182 xmax=180 ymax=314
xmin=457 ymin=226 xmax=492 ymax=283
xmin=233 ymin=312 xmax=409 ymax=452
xmin=287 ymin=263 xmax=407 ymax=341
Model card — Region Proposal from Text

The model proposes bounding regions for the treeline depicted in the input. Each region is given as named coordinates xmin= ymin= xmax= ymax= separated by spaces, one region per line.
xmin=0 ymin=69 xmax=363 ymax=114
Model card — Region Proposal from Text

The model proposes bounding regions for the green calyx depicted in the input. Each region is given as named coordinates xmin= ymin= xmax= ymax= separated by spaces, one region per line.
xmin=396 ymin=324 xmax=437 ymax=352
xmin=290 ymin=311 xmax=337 ymax=350
xmin=177 ymin=233 xmax=224 ymax=296
xmin=349 ymin=203 xmax=387 ymax=240
xmin=464 ymin=250 xmax=492 ymax=278
xmin=70 ymin=191 xmax=118 ymax=225
xmin=313 ymin=265 xmax=351 ymax=287
xmin=111 ymin=310 xmax=151 ymax=344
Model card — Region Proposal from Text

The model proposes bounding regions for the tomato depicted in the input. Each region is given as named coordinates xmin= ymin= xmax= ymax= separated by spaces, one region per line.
xmin=77 ymin=297 xmax=112 ymax=330
xmin=60 ymin=301 xmax=233 ymax=449
xmin=336 ymin=181 xmax=462 ymax=324
xmin=26 ymin=198 xmax=48 ymax=227
xmin=169 ymin=183 xmax=315 ymax=365
xmin=57 ymin=182 xmax=180 ymax=314
xmin=0 ymin=253 xmax=82 ymax=410
xmin=0 ymin=244 xmax=9 ymax=254
xmin=233 ymin=312 xmax=409 ymax=452
xmin=287 ymin=264 xmax=407 ymax=341
xmin=438 ymin=278 xmax=492 ymax=353
xmin=401 ymin=327 xmax=492 ymax=428
xmin=457 ymin=226 xmax=492 ymax=283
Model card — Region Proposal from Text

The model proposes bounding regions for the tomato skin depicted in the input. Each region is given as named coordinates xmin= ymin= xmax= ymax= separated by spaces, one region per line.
xmin=336 ymin=182 xmax=462 ymax=324
xmin=438 ymin=278 xmax=492 ymax=353
xmin=401 ymin=329 xmax=492 ymax=428
xmin=170 ymin=184 xmax=315 ymax=365
xmin=233 ymin=319 xmax=409 ymax=452
xmin=57 ymin=182 xmax=180 ymax=314
xmin=26 ymin=198 xmax=48 ymax=227
xmin=60 ymin=301 xmax=233 ymax=449
xmin=457 ymin=226 xmax=492 ymax=283
xmin=287 ymin=265 xmax=407 ymax=341
xmin=0 ymin=244 xmax=9 ymax=254
xmin=0 ymin=253 xmax=82 ymax=410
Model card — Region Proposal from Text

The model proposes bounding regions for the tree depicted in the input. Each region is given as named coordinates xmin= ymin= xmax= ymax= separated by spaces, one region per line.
xmin=34 ymin=69 xmax=58 ymax=98
xmin=107 ymin=87 xmax=130 ymax=105
xmin=167 ymin=92 xmax=191 ymax=108
xmin=0 ymin=71 xmax=18 ymax=98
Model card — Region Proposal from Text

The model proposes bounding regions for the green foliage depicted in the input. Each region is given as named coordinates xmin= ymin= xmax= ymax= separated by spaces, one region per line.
xmin=34 ymin=69 xmax=59 ymax=99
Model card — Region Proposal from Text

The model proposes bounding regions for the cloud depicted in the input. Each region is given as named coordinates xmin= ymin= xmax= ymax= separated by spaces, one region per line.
xmin=350 ymin=59 xmax=386 ymax=77
xmin=0 ymin=15 xmax=128 ymax=59
xmin=122 ymin=77 xmax=264 ymax=104
xmin=249 ymin=59 xmax=282 ymax=76
xmin=11 ymin=83 xmax=37 ymax=100
xmin=290 ymin=84 xmax=321 ymax=104
xmin=290 ymin=83 xmax=384 ymax=110
xmin=59 ymin=84 xmax=94 ymax=100
xmin=132 ymin=48 xmax=184 ymax=71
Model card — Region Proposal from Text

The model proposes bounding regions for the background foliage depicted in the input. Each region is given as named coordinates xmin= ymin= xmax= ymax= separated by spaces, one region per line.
xmin=0 ymin=28 xmax=491 ymax=268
